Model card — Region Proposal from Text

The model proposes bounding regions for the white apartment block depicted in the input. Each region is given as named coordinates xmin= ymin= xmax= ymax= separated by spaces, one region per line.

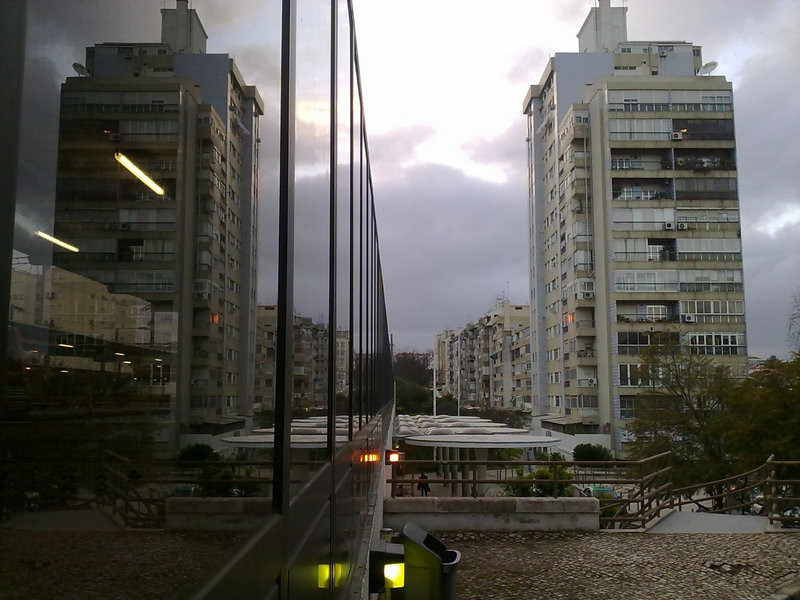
xmin=435 ymin=301 xmax=531 ymax=410
xmin=524 ymin=0 xmax=747 ymax=454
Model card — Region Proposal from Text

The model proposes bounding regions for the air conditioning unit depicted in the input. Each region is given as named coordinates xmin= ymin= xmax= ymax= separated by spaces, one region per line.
xmin=587 ymin=378 xmax=597 ymax=386
xmin=664 ymin=222 xmax=675 ymax=230
xmin=683 ymin=314 xmax=696 ymax=323
xmin=108 ymin=133 xmax=121 ymax=141
xmin=194 ymin=292 xmax=210 ymax=300
xmin=119 ymin=223 xmax=129 ymax=231
xmin=671 ymin=131 xmax=683 ymax=140
xmin=584 ymin=292 xmax=595 ymax=300
xmin=677 ymin=222 xmax=688 ymax=230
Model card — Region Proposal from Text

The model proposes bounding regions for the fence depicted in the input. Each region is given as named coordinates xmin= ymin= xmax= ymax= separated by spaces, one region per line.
xmin=0 ymin=451 xmax=275 ymax=529
xmin=387 ymin=453 xmax=800 ymax=530
xmin=386 ymin=451 xmax=672 ymax=529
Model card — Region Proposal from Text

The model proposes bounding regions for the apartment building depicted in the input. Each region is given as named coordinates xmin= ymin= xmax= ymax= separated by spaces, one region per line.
xmin=436 ymin=301 xmax=531 ymax=409
xmin=524 ymin=0 xmax=747 ymax=452
xmin=52 ymin=0 xmax=263 ymax=438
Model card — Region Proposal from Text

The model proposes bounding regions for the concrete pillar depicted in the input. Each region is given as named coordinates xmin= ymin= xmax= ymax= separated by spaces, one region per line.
xmin=449 ymin=448 xmax=458 ymax=497
xmin=475 ymin=448 xmax=489 ymax=496
xmin=460 ymin=449 xmax=469 ymax=497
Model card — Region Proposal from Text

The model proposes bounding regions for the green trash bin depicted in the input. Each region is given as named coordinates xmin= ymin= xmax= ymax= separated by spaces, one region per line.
xmin=400 ymin=522 xmax=461 ymax=600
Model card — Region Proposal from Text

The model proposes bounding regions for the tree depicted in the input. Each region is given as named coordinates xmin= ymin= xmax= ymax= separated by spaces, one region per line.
xmin=625 ymin=336 xmax=737 ymax=490
xmin=434 ymin=392 xmax=458 ymax=415
xmin=394 ymin=377 xmax=433 ymax=415
xmin=393 ymin=353 xmax=432 ymax=387
xmin=721 ymin=355 xmax=800 ymax=469
xmin=573 ymin=443 xmax=613 ymax=462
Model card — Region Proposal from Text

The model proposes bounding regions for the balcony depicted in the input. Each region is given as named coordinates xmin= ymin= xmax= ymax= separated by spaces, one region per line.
xmin=565 ymin=406 xmax=600 ymax=424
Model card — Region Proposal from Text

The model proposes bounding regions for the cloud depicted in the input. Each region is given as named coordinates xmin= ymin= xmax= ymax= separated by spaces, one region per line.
xmin=741 ymin=223 xmax=800 ymax=358
xmin=462 ymin=121 xmax=528 ymax=182
xmin=375 ymin=162 xmax=528 ymax=349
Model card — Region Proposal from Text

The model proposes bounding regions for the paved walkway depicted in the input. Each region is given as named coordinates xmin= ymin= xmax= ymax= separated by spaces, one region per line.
xmin=648 ymin=510 xmax=770 ymax=533
xmin=441 ymin=530 xmax=800 ymax=600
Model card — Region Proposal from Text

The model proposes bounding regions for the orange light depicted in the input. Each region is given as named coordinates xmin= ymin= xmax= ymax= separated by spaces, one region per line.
xmin=359 ymin=452 xmax=380 ymax=463
xmin=385 ymin=450 xmax=404 ymax=465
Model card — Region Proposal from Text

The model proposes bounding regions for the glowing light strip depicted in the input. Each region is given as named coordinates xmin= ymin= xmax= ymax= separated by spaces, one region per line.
xmin=114 ymin=152 xmax=165 ymax=196
xmin=35 ymin=230 xmax=79 ymax=253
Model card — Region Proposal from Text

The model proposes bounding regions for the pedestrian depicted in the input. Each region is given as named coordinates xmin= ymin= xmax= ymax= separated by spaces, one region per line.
xmin=417 ymin=472 xmax=430 ymax=497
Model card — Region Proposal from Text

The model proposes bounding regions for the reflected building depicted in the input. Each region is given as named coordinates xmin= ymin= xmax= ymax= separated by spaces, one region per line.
xmin=52 ymin=0 xmax=263 ymax=441
xmin=4 ymin=1 xmax=395 ymax=597
xmin=523 ymin=0 xmax=747 ymax=453
xmin=256 ymin=304 xmax=351 ymax=411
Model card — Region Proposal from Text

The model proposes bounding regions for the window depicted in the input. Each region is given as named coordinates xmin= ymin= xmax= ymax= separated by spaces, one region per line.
xmin=609 ymin=118 xmax=671 ymax=140
xmin=680 ymin=299 xmax=744 ymax=324
xmin=620 ymin=397 xmax=636 ymax=419
xmin=618 ymin=363 xmax=652 ymax=387
xmin=685 ymin=332 xmax=746 ymax=355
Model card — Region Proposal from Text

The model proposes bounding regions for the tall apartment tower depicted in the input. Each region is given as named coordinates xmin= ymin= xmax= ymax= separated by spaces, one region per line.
xmin=53 ymin=0 xmax=263 ymax=440
xmin=524 ymin=0 xmax=746 ymax=453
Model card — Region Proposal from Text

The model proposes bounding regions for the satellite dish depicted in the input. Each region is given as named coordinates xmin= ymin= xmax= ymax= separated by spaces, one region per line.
xmin=72 ymin=62 xmax=90 ymax=77
xmin=697 ymin=61 xmax=718 ymax=76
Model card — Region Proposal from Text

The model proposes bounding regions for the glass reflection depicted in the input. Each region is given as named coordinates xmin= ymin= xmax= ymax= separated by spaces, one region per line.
xmin=290 ymin=0 xmax=332 ymax=492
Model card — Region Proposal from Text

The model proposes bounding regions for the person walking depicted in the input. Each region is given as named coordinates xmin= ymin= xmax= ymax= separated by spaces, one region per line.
xmin=417 ymin=472 xmax=431 ymax=497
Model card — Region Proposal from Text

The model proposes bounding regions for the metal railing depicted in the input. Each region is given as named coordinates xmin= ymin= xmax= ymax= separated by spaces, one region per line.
xmin=387 ymin=453 xmax=800 ymax=530
xmin=386 ymin=452 xmax=672 ymax=529
xmin=671 ymin=456 xmax=800 ymax=529
xmin=0 ymin=452 xmax=277 ymax=529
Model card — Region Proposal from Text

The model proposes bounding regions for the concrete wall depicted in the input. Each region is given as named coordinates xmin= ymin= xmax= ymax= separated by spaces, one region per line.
xmin=383 ymin=497 xmax=599 ymax=532
xmin=165 ymin=497 xmax=270 ymax=531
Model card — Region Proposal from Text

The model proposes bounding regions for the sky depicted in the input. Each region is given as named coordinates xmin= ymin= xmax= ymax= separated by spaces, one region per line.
xmin=17 ymin=0 xmax=800 ymax=360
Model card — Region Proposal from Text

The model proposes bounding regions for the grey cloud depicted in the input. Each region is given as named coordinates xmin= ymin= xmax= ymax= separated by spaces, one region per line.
xmin=369 ymin=126 xmax=437 ymax=172
xmin=375 ymin=163 xmax=528 ymax=350
xmin=462 ymin=120 xmax=528 ymax=181
xmin=741 ymin=223 xmax=800 ymax=358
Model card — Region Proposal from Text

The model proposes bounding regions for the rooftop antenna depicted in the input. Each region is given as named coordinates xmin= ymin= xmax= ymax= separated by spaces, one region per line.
xmin=697 ymin=61 xmax=718 ymax=76
xmin=72 ymin=62 xmax=90 ymax=77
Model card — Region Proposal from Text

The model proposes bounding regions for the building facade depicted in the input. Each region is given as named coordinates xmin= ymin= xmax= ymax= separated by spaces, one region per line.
xmin=52 ymin=0 xmax=263 ymax=439
xmin=436 ymin=300 xmax=531 ymax=410
xmin=524 ymin=0 xmax=747 ymax=452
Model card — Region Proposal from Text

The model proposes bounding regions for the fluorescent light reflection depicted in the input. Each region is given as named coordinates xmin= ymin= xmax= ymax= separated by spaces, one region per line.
xmin=35 ymin=230 xmax=79 ymax=253
xmin=114 ymin=152 xmax=165 ymax=196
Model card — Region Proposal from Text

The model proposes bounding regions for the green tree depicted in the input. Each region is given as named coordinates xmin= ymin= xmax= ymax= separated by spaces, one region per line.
xmin=721 ymin=356 xmax=800 ymax=468
xmin=625 ymin=336 xmax=737 ymax=490
xmin=395 ymin=377 xmax=433 ymax=414
xmin=393 ymin=353 xmax=432 ymax=387
xmin=573 ymin=443 xmax=613 ymax=462
xmin=434 ymin=392 xmax=459 ymax=416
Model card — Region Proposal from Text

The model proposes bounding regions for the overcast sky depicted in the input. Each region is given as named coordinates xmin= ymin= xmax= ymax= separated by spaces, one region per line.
xmin=20 ymin=0 xmax=800 ymax=359
xmin=349 ymin=0 xmax=800 ymax=358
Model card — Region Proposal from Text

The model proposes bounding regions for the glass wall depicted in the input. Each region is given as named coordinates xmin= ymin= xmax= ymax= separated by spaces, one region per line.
xmin=1 ymin=1 xmax=393 ymax=598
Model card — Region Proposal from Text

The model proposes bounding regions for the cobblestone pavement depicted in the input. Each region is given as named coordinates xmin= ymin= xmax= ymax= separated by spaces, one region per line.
xmin=0 ymin=529 xmax=249 ymax=600
xmin=438 ymin=531 xmax=800 ymax=600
